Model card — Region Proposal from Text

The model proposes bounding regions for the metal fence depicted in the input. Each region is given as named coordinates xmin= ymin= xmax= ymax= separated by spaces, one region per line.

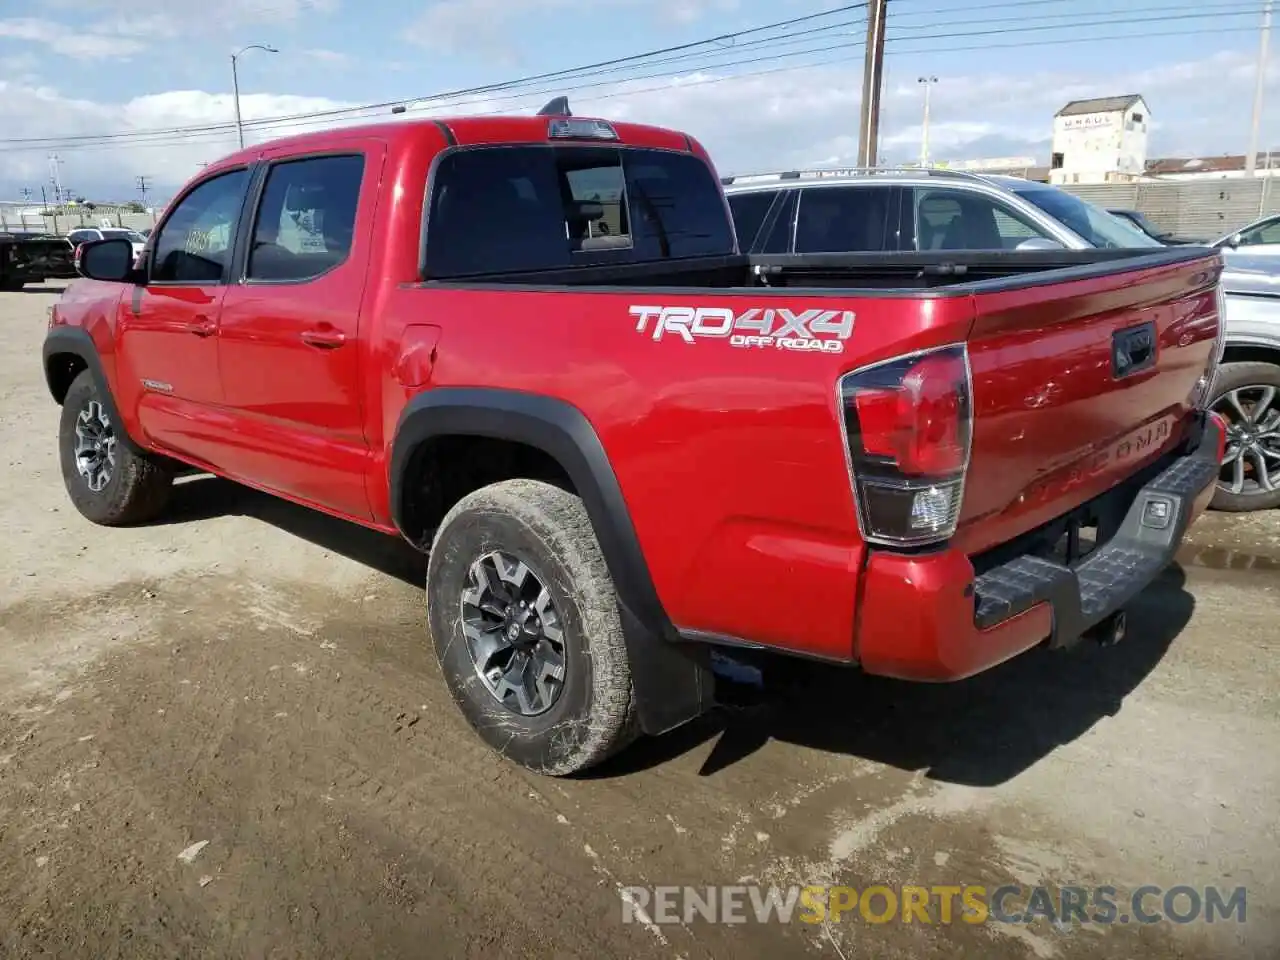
xmin=5 ymin=177 xmax=1276 ymax=244
xmin=1057 ymin=178 xmax=1279 ymax=240
xmin=0 ymin=202 xmax=157 ymax=236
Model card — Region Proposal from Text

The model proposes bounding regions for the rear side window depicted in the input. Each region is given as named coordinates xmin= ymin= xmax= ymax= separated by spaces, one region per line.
xmin=794 ymin=186 xmax=892 ymax=253
xmin=727 ymin=191 xmax=777 ymax=251
xmin=424 ymin=145 xmax=734 ymax=278
xmin=247 ymin=154 xmax=365 ymax=282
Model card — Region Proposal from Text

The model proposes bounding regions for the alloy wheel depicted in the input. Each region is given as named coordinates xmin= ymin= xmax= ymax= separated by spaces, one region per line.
xmin=73 ymin=399 xmax=117 ymax=494
xmin=460 ymin=550 xmax=566 ymax=716
xmin=1213 ymin=385 xmax=1280 ymax=497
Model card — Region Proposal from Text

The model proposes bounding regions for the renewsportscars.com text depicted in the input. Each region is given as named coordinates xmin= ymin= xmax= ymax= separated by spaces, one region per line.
xmin=619 ymin=884 xmax=1248 ymax=927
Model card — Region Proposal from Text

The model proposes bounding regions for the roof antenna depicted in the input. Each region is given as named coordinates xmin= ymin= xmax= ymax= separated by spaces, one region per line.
xmin=537 ymin=96 xmax=571 ymax=117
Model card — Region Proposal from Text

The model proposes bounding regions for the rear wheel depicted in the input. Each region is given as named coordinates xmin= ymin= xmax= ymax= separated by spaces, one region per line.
xmin=58 ymin=370 xmax=174 ymax=525
xmin=425 ymin=478 xmax=637 ymax=775
xmin=1208 ymin=361 xmax=1280 ymax=512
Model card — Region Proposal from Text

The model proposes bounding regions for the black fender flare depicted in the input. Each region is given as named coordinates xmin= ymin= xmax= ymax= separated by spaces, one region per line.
xmin=390 ymin=387 xmax=715 ymax=735
xmin=42 ymin=326 xmax=145 ymax=454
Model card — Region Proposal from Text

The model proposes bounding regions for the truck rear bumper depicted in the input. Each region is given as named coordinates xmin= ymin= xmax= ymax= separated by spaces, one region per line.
xmin=855 ymin=411 xmax=1226 ymax=682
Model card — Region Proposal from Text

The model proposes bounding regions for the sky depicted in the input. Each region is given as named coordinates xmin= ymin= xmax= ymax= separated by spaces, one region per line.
xmin=0 ymin=0 xmax=1276 ymax=204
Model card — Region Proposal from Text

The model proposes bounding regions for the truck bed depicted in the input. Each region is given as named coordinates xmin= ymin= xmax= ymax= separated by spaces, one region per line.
xmin=419 ymin=246 xmax=1215 ymax=293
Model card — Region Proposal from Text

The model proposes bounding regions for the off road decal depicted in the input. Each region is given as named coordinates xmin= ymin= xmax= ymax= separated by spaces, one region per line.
xmin=629 ymin=305 xmax=855 ymax=354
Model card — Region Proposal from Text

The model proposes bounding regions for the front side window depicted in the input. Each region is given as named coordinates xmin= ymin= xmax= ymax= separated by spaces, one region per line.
xmin=1237 ymin=216 xmax=1280 ymax=246
xmin=1012 ymin=184 xmax=1161 ymax=248
xmin=248 ymin=154 xmax=365 ymax=282
xmin=913 ymin=188 xmax=1054 ymax=251
xmin=152 ymin=169 xmax=249 ymax=283
xmin=423 ymin=145 xmax=733 ymax=278
xmin=794 ymin=186 xmax=892 ymax=253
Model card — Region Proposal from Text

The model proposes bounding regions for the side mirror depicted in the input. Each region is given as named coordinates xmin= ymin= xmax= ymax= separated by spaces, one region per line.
xmin=77 ymin=237 xmax=139 ymax=282
xmin=1227 ymin=233 xmax=1243 ymax=248
xmin=1014 ymin=237 xmax=1066 ymax=251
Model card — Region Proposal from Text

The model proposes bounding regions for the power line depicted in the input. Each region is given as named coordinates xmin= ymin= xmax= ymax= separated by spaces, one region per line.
xmin=0 ymin=3 xmax=869 ymax=150
xmin=1 ymin=7 xmax=1263 ymax=156
xmin=2 ymin=2 xmax=1257 ymax=154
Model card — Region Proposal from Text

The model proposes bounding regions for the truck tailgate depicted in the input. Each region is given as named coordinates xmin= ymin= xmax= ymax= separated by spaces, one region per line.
xmin=954 ymin=251 xmax=1222 ymax=555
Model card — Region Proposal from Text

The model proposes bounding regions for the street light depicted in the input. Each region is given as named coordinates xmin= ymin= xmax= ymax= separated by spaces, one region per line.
xmin=231 ymin=43 xmax=278 ymax=149
xmin=918 ymin=76 xmax=938 ymax=168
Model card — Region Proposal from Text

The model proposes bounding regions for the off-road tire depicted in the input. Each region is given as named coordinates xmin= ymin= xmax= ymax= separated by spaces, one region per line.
xmin=1208 ymin=361 xmax=1280 ymax=512
xmin=58 ymin=369 xmax=174 ymax=525
xmin=426 ymin=478 xmax=638 ymax=775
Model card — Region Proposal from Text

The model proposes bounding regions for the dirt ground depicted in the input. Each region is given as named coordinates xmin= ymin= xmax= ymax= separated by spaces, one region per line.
xmin=2 ymin=285 xmax=1278 ymax=960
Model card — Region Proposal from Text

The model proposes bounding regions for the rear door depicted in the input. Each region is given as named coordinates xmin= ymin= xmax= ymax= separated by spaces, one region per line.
xmin=214 ymin=143 xmax=384 ymax=519
xmin=114 ymin=166 xmax=251 ymax=461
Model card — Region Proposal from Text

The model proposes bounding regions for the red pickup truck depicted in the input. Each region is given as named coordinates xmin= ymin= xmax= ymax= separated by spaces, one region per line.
xmin=44 ymin=104 xmax=1227 ymax=775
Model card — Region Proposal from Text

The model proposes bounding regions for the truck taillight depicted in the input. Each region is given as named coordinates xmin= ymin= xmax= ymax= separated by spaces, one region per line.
xmin=1189 ymin=283 xmax=1227 ymax=410
xmin=838 ymin=343 xmax=973 ymax=547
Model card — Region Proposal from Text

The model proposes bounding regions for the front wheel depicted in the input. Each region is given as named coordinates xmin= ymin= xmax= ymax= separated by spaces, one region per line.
xmin=1208 ymin=361 xmax=1280 ymax=512
xmin=425 ymin=479 xmax=637 ymax=775
xmin=58 ymin=370 xmax=174 ymax=525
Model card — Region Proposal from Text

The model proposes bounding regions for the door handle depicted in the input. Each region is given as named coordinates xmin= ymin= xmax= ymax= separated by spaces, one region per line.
xmin=186 ymin=315 xmax=217 ymax=337
xmin=301 ymin=326 xmax=347 ymax=349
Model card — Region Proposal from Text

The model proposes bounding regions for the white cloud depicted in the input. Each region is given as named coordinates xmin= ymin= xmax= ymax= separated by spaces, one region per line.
xmin=0 ymin=84 xmax=358 ymax=201
xmin=406 ymin=0 xmax=739 ymax=57
xmin=1 ymin=47 xmax=1276 ymax=201
xmin=0 ymin=1 xmax=339 ymax=62
xmin=0 ymin=17 xmax=147 ymax=60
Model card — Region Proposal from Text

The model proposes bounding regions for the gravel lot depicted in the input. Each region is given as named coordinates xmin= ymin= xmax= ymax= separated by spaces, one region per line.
xmin=1 ymin=285 xmax=1278 ymax=960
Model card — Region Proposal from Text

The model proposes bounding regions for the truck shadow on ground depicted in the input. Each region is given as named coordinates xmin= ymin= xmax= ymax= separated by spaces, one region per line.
xmin=597 ymin=565 xmax=1196 ymax=787
xmin=162 ymin=474 xmax=427 ymax=586
xmin=160 ymin=473 xmax=1194 ymax=789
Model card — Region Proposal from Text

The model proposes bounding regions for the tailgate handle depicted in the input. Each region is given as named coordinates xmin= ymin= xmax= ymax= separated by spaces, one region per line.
xmin=1112 ymin=322 xmax=1157 ymax=378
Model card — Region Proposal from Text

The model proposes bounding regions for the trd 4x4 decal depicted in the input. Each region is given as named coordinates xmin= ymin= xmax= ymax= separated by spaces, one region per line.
xmin=629 ymin=305 xmax=855 ymax=354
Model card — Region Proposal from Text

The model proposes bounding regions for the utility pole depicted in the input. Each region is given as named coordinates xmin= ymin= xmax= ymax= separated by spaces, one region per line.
xmin=136 ymin=175 xmax=151 ymax=207
xmin=918 ymin=76 xmax=938 ymax=167
xmin=1248 ymin=0 xmax=1273 ymax=176
xmin=857 ymin=0 xmax=889 ymax=168
xmin=48 ymin=154 xmax=64 ymax=204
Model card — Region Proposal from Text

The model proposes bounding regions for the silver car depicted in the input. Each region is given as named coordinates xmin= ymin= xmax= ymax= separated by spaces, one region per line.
xmin=1213 ymin=212 xmax=1280 ymax=258
xmin=721 ymin=168 xmax=1276 ymax=511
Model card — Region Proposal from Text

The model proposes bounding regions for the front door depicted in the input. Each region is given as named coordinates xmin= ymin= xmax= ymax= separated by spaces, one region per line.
xmin=114 ymin=166 xmax=251 ymax=463
xmin=215 ymin=144 xmax=382 ymax=519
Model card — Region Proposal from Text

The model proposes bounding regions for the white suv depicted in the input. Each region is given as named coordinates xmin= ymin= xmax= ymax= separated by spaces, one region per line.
xmin=721 ymin=167 xmax=1161 ymax=255
xmin=66 ymin=227 xmax=148 ymax=260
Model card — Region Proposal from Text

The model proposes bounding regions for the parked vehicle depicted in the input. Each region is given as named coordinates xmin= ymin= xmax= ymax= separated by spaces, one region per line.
xmin=1210 ymin=254 xmax=1280 ymax=510
xmin=1105 ymin=208 xmax=1204 ymax=245
xmin=1212 ymin=212 xmax=1280 ymax=257
xmin=724 ymin=169 xmax=1273 ymax=512
xmin=45 ymin=106 xmax=1226 ymax=775
xmin=66 ymin=227 xmax=148 ymax=261
xmin=720 ymin=167 xmax=1162 ymax=254
xmin=0 ymin=232 xmax=75 ymax=290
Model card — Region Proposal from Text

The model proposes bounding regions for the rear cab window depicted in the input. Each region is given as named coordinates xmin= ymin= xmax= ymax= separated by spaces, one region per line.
xmin=423 ymin=145 xmax=734 ymax=278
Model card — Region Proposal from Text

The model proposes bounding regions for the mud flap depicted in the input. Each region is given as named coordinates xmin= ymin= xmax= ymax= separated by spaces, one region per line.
xmin=619 ymin=605 xmax=717 ymax=736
